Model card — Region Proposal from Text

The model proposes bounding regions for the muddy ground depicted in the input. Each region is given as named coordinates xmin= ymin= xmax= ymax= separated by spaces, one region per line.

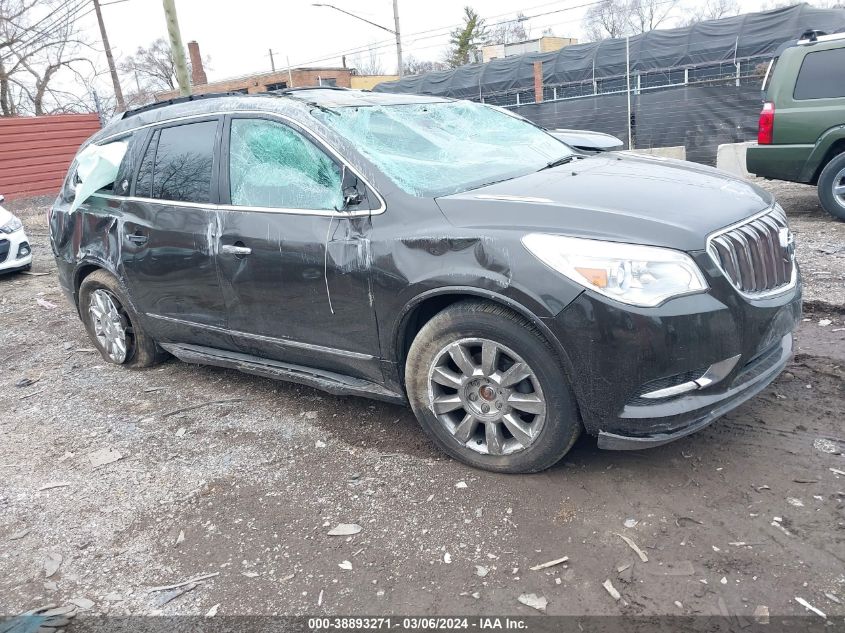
xmin=1 ymin=180 xmax=844 ymax=622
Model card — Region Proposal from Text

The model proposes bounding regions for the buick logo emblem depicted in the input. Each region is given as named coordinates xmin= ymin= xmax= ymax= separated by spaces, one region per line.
xmin=778 ymin=227 xmax=795 ymax=261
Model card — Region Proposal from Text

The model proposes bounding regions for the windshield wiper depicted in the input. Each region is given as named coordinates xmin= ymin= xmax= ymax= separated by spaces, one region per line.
xmin=541 ymin=154 xmax=584 ymax=170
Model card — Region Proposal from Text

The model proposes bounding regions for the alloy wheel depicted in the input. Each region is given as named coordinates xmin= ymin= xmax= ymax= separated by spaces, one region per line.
xmin=834 ymin=167 xmax=845 ymax=207
xmin=427 ymin=338 xmax=546 ymax=456
xmin=89 ymin=289 xmax=130 ymax=364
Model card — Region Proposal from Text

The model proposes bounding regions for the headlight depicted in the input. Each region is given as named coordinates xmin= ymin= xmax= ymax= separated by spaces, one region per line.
xmin=0 ymin=216 xmax=23 ymax=234
xmin=522 ymin=234 xmax=708 ymax=307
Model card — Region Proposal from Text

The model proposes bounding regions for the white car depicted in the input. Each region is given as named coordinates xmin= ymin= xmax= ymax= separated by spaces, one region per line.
xmin=0 ymin=195 xmax=32 ymax=274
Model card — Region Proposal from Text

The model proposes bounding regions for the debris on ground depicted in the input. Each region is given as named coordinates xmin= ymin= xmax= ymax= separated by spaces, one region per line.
xmin=327 ymin=523 xmax=362 ymax=536
xmin=753 ymin=605 xmax=770 ymax=624
xmin=205 ymin=603 xmax=220 ymax=617
xmin=43 ymin=552 xmax=62 ymax=577
xmin=795 ymin=596 xmax=826 ymax=618
xmin=825 ymin=593 xmax=841 ymax=604
xmin=174 ymin=530 xmax=185 ymax=546
xmin=517 ymin=593 xmax=548 ymax=612
xmin=147 ymin=572 xmax=219 ymax=592
xmin=37 ymin=482 xmax=70 ymax=492
xmin=154 ymin=582 xmax=198 ymax=607
xmin=9 ymin=529 xmax=29 ymax=540
xmin=36 ymin=298 xmax=57 ymax=309
xmin=475 ymin=565 xmax=489 ymax=578
xmin=338 ymin=561 xmax=352 ymax=571
xmin=69 ymin=598 xmax=94 ymax=610
xmin=623 ymin=518 xmax=638 ymax=528
xmin=602 ymin=579 xmax=621 ymax=601
xmin=87 ymin=446 xmax=123 ymax=468
xmin=455 ymin=481 xmax=467 ymax=489
xmin=443 ymin=552 xmax=452 ymax=564
xmin=616 ymin=533 xmax=648 ymax=562
xmin=814 ymin=438 xmax=839 ymax=454
xmin=529 ymin=555 xmax=569 ymax=571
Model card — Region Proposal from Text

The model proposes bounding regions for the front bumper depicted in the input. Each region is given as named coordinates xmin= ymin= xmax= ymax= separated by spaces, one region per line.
xmin=0 ymin=228 xmax=32 ymax=274
xmin=546 ymin=259 xmax=802 ymax=450
xmin=597 ymin=332 xmax=792 ymax=449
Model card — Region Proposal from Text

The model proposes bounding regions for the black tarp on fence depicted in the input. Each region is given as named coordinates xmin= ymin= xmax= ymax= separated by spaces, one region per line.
xmin=515 ymin=84 xmax=762 ymax=166
xmin=373 ymin=4 xmax=845 ymax=100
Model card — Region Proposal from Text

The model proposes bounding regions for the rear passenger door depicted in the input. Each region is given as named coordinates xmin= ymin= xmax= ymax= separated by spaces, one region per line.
xmin=120 ymin=117 xmax=233 ymax=350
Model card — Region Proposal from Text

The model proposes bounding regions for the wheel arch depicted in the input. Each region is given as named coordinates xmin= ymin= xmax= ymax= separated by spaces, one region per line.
xmin=393 ymin=286 xmax=577 ymax=385
xmin=72 ymin=259 xmax=122 ymax=313
xmin=805 ymin=127 xmax=845 ymax=184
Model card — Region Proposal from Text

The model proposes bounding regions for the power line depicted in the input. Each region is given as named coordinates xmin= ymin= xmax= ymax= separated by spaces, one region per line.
xmin=282 ymin=0 xmax=599 ymax=69
xmin=286 ymin=0 xmax=648 ymax=69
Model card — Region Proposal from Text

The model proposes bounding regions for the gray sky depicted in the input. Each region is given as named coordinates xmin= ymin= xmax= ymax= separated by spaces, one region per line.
xmin=78 ymin=0 xmax=774 ymax=88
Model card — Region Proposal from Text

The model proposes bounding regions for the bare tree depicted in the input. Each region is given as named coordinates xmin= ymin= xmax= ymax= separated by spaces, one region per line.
xmin=0 ymin=0 xmax=95 ymax=116
xmin=583 ymin=0 xmax=633 ymax=41
xmin=680 ymin=0 xmax=740 ymax=25
xmin=350 ymin=44 xmax=385 ymax=76
xmin=403 ymin=54 xmax=448 ymax=76
xmin=489 ymin=13 xmax=530 ymax=45
xmin=628 ymin=0 xmax=680 ymax=32
xmin=119 ymin=38 xmax=178 ymax=92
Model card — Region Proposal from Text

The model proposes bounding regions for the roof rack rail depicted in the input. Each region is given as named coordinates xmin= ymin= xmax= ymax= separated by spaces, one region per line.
xmin=799 ymin=29 xmax=826 ymax=42
xmin=121 ymin=92 xmax=267 ymax=120
xmin=275 ymin=86 xmax=352 ymax=94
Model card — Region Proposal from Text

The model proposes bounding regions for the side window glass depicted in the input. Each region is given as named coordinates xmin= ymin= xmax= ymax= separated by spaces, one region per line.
xmin=135 ymin=129 xmax=158 ymax=198
xmin=794 ymin=48 xmax=845 ymax=100
xmin=229 ymin=118 xmax=342 ymax=210
xmin=106 ymin=132 xmax=139 ymax=196
xmin=152 ymin=120 xmax=218 ymax=203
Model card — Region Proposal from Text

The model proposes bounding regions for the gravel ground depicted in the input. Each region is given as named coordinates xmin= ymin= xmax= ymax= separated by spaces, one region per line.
xmin=1 ymin=181 xmax=844 ymax=622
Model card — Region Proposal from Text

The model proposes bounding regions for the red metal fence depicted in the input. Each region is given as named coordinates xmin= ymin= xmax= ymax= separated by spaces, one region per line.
xmin=0 ymin=114 xmax=101 ymax=200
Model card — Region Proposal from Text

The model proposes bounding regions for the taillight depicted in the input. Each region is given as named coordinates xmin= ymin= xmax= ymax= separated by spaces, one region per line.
xmin=758 ymin=102 xmax=774 ymax=145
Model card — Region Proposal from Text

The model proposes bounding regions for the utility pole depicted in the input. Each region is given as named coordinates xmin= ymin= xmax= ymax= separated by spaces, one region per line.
xmin=92 ymin=0 xmax=125 ymax=111
xmin=162 ymin=0 xmax=191 ymax=96
xmin=269 ymin=48 xmax=276 ymax=72
xmin=393 ymin=0 xmax=403 ymax=78
xmin=312 ymin=3 xmax=403 ymax=77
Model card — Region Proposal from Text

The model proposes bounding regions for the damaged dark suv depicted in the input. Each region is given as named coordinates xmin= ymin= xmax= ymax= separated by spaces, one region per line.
xmin=50 ymin=88 xmax=801 ymax=473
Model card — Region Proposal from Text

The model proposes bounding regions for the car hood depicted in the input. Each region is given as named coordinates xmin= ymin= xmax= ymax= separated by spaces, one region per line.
xmin=435 ymin=153 xmax=774 ymax=251
xmin=0 ymin=205 xmax=12 ymax=227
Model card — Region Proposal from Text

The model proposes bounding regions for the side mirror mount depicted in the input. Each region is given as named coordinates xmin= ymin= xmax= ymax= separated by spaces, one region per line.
xmin=340 ymin=165 xmax=363 ymax=210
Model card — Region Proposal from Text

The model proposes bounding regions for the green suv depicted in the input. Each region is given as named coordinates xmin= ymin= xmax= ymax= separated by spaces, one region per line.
xmin=746 ymin=31 xmax=845 ymax=220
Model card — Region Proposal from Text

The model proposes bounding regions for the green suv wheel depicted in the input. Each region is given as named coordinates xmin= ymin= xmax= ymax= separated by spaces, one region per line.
xmin=818 ymin=152 xmax=845 ymax=221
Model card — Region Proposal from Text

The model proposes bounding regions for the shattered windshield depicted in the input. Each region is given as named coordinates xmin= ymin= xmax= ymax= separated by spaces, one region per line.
xmin=314 ymin=101 xmax=572 ymax=197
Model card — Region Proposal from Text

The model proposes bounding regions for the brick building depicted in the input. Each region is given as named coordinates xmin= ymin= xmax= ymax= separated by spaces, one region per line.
xmin=155 ymin=41 xmax=354 ymax=101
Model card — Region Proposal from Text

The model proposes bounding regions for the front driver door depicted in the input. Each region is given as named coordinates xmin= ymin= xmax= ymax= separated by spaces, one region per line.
xmin=215 ymin=114 xmax=382 ymax=382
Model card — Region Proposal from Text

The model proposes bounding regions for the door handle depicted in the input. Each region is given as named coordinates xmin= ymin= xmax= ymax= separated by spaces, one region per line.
xmin=126 ymin=230 xmax=148 ymax=245
xmin=221 ymin=244 xmax=252 ymax=256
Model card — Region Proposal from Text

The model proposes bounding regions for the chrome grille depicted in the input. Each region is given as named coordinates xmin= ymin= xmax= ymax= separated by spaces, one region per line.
xmin=707 ymin=206 xmax=796 ymax=297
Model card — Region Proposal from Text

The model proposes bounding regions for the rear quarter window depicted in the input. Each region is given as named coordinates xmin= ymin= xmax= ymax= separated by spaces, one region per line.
xmin=793 ymin=47 xmax=845 ymax=100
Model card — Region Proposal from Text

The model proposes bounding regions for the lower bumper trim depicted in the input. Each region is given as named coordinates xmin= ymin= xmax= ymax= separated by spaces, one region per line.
xmin=597 ymin=334 xmax=792 ymax=450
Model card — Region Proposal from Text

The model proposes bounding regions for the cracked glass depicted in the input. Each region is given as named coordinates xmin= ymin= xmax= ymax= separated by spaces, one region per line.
xmin=229 ymin=118 xmax=342 ymax=210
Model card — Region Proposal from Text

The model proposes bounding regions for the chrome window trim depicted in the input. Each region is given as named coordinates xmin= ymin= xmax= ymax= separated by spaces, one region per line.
xmin=93 ymin=109 xmax=387 ymax=217
xmin=705 ymin=205 xmax=798 ymax=300
xmin=146 ymin=313 xmax=375 ymax=360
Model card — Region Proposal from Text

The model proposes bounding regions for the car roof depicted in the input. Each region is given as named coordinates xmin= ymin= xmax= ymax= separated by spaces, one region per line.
xmin=92 ymin=88 xmax=451 ymax=145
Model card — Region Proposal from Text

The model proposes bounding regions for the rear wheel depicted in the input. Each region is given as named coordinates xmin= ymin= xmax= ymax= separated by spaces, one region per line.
xmin=78 ymin=269 xmax=166 ymax=368
xmin=818 ymin=152 xmax=845 ymax=220
xmin=405 ymin=301 xmax=581 ymax=473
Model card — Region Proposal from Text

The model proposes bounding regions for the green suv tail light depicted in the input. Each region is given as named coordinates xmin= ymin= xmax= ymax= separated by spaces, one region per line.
xmin=758 ymin=102 xmax=775 ymax=145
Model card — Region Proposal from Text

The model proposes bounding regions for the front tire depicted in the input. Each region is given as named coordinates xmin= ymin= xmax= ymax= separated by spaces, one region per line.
xmin=78 ymin=269 xmax=165 ymax=368
xmin=405 ymin=301 xmax=581 ymax=473
xmin=818 ymin=152 xmax=845 ymax=220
